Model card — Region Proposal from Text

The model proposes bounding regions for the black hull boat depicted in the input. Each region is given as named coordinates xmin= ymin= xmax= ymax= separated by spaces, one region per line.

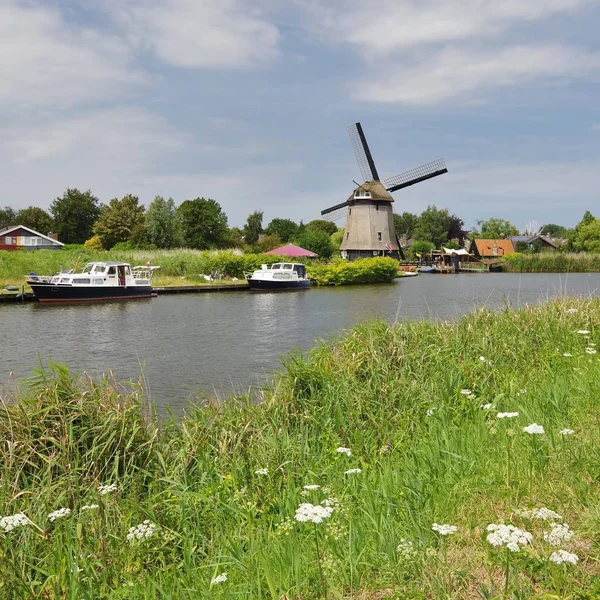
xmin=248 ymin=279 xmax=311 ymax=291
xmin=28 ymin=282 xmax=155 ymax=303
xmin=245 ymin=262 xmax=311 ymax=292
xmin=27 ymin=261 xmax=160 ymax=304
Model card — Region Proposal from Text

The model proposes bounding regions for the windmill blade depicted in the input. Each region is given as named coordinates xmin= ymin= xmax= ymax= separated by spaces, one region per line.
xmin=321 ymin=200 xmax=350 ymax=217
xmin=384 ymin=159 xmax=447 ymax=193
xmin=348 ymin=123 xmax=380 ymax=182
xmin=321 ymin=207 xmax=347 ymax=222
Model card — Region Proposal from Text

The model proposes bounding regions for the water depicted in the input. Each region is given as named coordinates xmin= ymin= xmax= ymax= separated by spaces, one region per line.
xmin=1 ymin=273 xmax=599 ymax=412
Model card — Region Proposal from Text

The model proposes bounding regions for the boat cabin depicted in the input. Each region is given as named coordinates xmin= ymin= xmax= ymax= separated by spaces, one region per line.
xmin=268 ymin=263 xmax=307 ymax=279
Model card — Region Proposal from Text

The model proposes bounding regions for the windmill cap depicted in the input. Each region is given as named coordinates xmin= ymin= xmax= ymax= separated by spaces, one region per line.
xmin=348 ymin=180 xmax=394 ymax=202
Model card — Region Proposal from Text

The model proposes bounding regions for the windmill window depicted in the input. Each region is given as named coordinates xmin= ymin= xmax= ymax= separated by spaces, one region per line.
xmin=376 ymin=204 xmax=379 ymax=211
xmin=378 ymin=232 xmax=382 ymax=241
xmin=346 ymin=232 xmax=349 ymax=239
xmin=349 ymin=208 xmax=351 ymax=215
xmin=354 ymin=190 xmax=371 ymax=198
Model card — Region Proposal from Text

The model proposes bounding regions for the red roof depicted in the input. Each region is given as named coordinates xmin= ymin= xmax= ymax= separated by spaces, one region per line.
xmin=265 ymin=244 xmax=318 ymax=257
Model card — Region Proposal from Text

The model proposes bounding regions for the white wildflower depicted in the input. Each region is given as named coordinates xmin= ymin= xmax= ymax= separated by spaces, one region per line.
xmin=432 ymin=523 xmax=458 ymax=536
xmin=585 ymin=347 xmax=597 ymax=355
xmin=550 ymin=550 xmax=578 ymax=565
xmin=559 ymin=428 xmax=575 ymax=436
xmin=344 ymin=468 xmax=362 ymax=475
xmin=80 ymin=504 xmax=100 ymax=512
xmin=254 ymin=468 xmax=268 ymax=476
xmin=544 ymin=522 xmax=573 ymax=546
xmin=126 ymin=520 xmax=158 ymax=542
xmin=565 ymin=308 xmax=578 ymax=314
xmin=303 ymin=484 xmax=320 ymax=491
xmin=479 ymin=356 xmax=488 ymax=362
xmin=0 ymin=513 xmax=31 ymax=532
xmin=576 ymin=330 xmax=590 ymax=335
xmin=523 ymin=423 xmax=545 ymax=435
xmin=396 ymin=538 xmax=417 ymax=561
xmin=294 ymin=503 xmax=334 ymax=524
xmin=211 ymin=573 xmax=228 ymax=584
xmin=48 ymin=508 xmax=71 ymax=522
xmin=460 ymin=389 xmax=472 ymax=395
xmin=486 ymin=524 xmax=533 ymax=552
xmin=98 ymin=483 xmax=118 ymax=495
xmin=426 ymin=409 xmax=434 ymax=416
xmin=497 ymin=412 xmax=519 ymax=419
xmin=562 ymin=353 xmax=573 ymax=357
xmin=516 ymin=507 xmax=562 ymax=521
xmin=336 ymin=447 xmax=352 ymax=456
xmin=321 ymin=497 xmax=339 ymax=508
xmin=481 ymin=403 xmax=493 ymax=410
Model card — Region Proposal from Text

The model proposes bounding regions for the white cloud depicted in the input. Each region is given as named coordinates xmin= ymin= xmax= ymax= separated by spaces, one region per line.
xmin=0 ymin=0 xmax=145 ymax=109
xmin=353 ymin=45 xmax=600 ymax=104
xmin=107 ymin=0 xmax=280 ymax=69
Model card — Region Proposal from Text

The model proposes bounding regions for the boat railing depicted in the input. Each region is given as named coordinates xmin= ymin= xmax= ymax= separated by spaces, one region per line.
xmin=132 ymin=266 xmax=160 ymax=283
xmin=26 ymin=274 xmax=54 ymax=283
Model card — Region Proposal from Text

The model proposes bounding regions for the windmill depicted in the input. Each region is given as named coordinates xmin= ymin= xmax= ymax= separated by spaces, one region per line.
xmin=321 ymin=123 xmax=448 ymax=260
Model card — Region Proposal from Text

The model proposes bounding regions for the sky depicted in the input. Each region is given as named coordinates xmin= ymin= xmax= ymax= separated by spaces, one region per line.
xmin=1 ymin=0 xmax=599 ymax=230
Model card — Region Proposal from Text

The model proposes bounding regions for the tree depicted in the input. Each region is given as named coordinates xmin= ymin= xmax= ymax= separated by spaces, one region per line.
xmin=331 ymin=227 xmax=344 ymax=250
xmin=540 ymin=223 xmax=568 ymax=237
xmin=413 ymin=205 xmax=451 ymax=248
xmin=16 ymin=206 xmax=53 ymax=234
xmin=475 ymin=218 xmax=519 ymax=239
xmin=224 ymin=226 xmax=244 ymax=248
xmin=84 ymin=235 xmax=104 ymax=250
xmin=295 ymin=229 xmax=334 ymax=258
xmin=393 ymin=212 xmax=419 ymax=239
xmin=409 ymin=240 xmax=435 ymax=258
xmin=265 ymin=218 xmax=299 ymax=243
xmin=255 ymin=234 xmax=282 ymax=253
xmin=243 ymin=211 xmax=263 ymax=245
xmin=93 ymin=194 xmax=145 ymax=250
xmin=145 ymin=196 xmax=182 ymax=249
xmin=0 ymin=206 xmax=18 ymax=229
xmin=177 ymin=198 xmax=229 ymax=249
xmin=50 ymin=189 xmax=101 ymax=244
xmin=305 ymin=219 xmax=337 ymax=236
xmin=573 ymin=218 xmax=600 ymax=252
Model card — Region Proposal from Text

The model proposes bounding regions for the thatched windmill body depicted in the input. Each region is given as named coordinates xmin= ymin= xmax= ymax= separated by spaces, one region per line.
xmin=321 ymin=123 xmax=448 ymax=260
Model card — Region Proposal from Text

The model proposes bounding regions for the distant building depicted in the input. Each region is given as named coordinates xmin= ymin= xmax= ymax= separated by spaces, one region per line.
xmin=469 ymin=239 xmax=515 ymax=258
xmin=508 ymin=235 xmax=558 ymax=251
xmin=0 ymin=225 xmax=64 ymax=251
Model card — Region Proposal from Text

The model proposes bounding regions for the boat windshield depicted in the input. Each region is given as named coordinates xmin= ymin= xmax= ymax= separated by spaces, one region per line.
xmin=81 ymin=264 xmax=94 ymax=274
xmin=283 ymin=263 xmax=293 ymax=270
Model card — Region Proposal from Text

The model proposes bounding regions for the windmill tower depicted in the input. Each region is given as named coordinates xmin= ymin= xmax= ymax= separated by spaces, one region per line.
xmin=321 ymin=123 xmax=448 ymax=260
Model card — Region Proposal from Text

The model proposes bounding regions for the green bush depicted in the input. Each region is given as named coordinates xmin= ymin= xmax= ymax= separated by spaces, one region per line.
xmin=504 ymin=252 xmax=600 ymax=272
xmin=307 ymin=257 xmax=399 ymax=285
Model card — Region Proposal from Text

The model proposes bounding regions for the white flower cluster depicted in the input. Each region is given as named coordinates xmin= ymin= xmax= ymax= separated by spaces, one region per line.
xmin=0 ymin=513 xmax=31 ymax=532
xmin=543 ymin=522 xmax=573 ymax=546
xmin=48 ymin=508 xmax=71 ymax=522
xmin=559 ymin=428 xmax=575 ymax=436
xmin=126 ymin=520 xmax=158 ymax=542
xmin=303 ymin=484 xmax=320 ymax=491
xmin=576 ymin=330 xmax=590 ymax=335
xmin=211 ymin=573 xmax=227 ymax=584
xmin=497 ymin=412 xmax=519 ymax=419
xmin=565 ymin=308 xmax=578 ymax=314
xmin=585 ymin=347 xmax=597 ymax=354
xmin=460 ymin=389 xmax=472 ymax=395
xmin=396 ymin=538 xmax=417 ymax=561
xmin=254 ymin=468 xmax=268 ymax=476
xmin=432 ymin=523 xmax=457 ymax=536
xmin=549 ymin=550 xmax=579 ymax=565
xmin=516 ymin=507 xmax=562 ymax=521
xmin=562 ymin=353 xmax=573 ymax=357
xmin=481 ymin=403 xmax=493 ymax=410
xmin=426 ymin=409 xmax=434 ymax=416
xmin=81 ymin=504 xmax=100 ymax=511
xmin=294 ymin=503 xmax=334 ymax=524
xmin=486 ymin=524 xmax=533 ymax=552
xmin=98 ymin=483 xmax=118 ymax=495
xmin=336 ymin=447 xmax=352 ymax=456
xmin=321 ymin=497 xmax=339 ymax=508
xmin=523 ymin=423 xmax=545 ymax=434
xmin=344 ymin=468 xmax=362 ymax=475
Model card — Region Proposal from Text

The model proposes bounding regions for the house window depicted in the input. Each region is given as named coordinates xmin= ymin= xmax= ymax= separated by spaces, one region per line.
xmin=378 ymin=232 xmax=382 ymax=241
xmin=32 ymin=237 xmax=42 ymax=246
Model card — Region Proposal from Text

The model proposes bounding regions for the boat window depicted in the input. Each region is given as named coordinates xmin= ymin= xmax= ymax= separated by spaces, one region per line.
xmin=60 ymin=277 xmax=70 ymax=283
xmin=107 ymin=267 xmax=116 ymax=275
xmin=124 ymin=266 xmax=131 ymax=275
xmin=82 ymin=264 xmax=93 ymax=274
xmin=272 ymin=263 xmax=280 ymax=270
xmin=283 ymin=263 xmax=293 ymax=270
xmin=93 ymin=278 xmax=104 ymax=285
xmin=283 ymin=273 xmax=292 ymax=279
xmin=73 ymin=278 xmax=91 ymax=284
xmin=94 ymin=266 xmax=106 ymax=274
xmin=273 ymin=272 xmax=284 ymax=279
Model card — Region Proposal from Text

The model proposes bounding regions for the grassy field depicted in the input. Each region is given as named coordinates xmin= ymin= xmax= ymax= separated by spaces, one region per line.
xmin=0 ymin=249 xmax=399 ymax=289
xmin=504 ymin=252 xmax=600 ymax=273
xmin=1 ymin=300 xmax=599 ymax=599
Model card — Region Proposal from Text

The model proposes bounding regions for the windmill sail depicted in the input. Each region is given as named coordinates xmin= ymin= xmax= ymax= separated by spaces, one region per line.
xmin=348 ymin=123 xmax=380 ymax=182
xmin=384 ymin=159 xmax=447 ymax=193
xmin=321 ymin=200 xmax=350 ymax=216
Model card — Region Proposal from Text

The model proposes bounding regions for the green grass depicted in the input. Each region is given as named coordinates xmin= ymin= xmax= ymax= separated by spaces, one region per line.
xmin=1 ymin=300 xmax=599 ymax=599
xmin=504 ymin=252 xmax=600 ymax=273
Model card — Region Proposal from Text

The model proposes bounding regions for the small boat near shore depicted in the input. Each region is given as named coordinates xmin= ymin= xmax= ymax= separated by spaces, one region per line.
xmin=26 ymin=261 xmax=160 ymax=303
xmin=245 ymin=262 xmax=311 ymax=291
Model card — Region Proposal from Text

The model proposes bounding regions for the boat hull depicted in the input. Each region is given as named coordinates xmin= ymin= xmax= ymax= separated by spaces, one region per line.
xmin=28 ymin=282 xmax=155 ymax=303
xmin=248 ymin=279 xmax=311 ymax=292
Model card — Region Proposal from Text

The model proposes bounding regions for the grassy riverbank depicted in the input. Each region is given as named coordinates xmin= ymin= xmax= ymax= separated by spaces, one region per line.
xmin=504 ymin=252 xmax=600 ymax=273
xmin=0 ymin=249 xmax=399 ymax=288
xmin=1 ymin=300 xmax=599 ymax=598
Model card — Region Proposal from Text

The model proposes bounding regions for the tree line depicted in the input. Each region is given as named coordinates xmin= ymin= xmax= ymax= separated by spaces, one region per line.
xmin=1 ymin=189 xmax=599 ymax=255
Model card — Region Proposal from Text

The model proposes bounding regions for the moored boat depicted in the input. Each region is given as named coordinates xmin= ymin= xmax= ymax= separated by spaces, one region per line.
xmin=27 ymin=261 xmax=160 ymax=303
xmin=245 ymin=262 xmax=311 ymax=291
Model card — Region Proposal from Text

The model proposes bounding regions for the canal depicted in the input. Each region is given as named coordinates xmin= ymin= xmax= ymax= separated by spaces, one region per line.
xmin=1 ymin=273 xmax=599 ymax=413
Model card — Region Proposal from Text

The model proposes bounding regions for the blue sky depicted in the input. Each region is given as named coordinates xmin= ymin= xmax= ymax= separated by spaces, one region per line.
xmin=1 ymin=0 xmax=599 ymax=230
